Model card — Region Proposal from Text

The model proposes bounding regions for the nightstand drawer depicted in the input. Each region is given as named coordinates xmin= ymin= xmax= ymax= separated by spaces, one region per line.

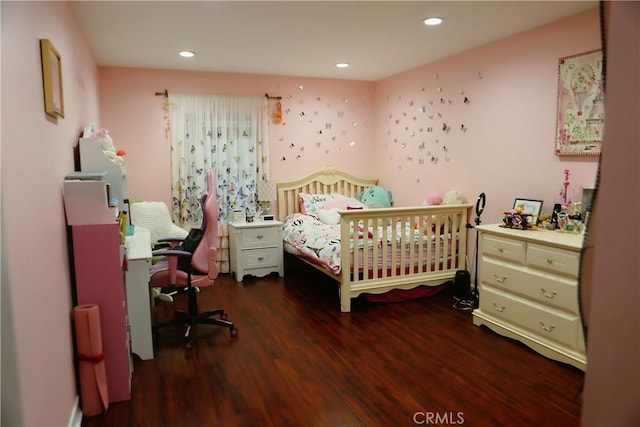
xmin=482 ymin=259 xmax=579 ymax=313
xmin=242 ymin=247 xmax=280 ymax=268
xmin=480 ymin=286 xmax=580 ymax=349
xmin=241 ymin=226 xmax=280 ymax=248
xmin=527 ymin=244 xmax=580 ymax=278
xmin=482 ymin=235 xmax=526 ymax=264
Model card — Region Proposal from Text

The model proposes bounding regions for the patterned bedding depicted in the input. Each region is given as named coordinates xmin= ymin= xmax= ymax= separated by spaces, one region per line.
xmin=282 ymin=212 xmax=452 ymax=275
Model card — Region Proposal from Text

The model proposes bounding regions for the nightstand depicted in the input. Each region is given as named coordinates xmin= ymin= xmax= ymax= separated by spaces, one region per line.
xmin=228 ymin=220 xmax=284 ymax=281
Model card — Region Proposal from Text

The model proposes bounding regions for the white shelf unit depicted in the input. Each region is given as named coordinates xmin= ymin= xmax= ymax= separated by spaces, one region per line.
xmin=79 ymin=137 xmax=129 ymax=214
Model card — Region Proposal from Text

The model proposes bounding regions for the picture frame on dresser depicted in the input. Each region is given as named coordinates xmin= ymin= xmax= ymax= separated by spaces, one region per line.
xmin=513 ymin=198 xmax=543 ymax=225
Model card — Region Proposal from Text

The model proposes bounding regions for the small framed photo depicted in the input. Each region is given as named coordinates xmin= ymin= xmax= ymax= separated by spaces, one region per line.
xmin=513 ymin=198 xmax=543 ymax=225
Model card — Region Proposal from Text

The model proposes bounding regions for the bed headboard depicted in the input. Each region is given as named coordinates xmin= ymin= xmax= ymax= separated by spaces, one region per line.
xmin=276 ymin=165 xmax=378 ymax=221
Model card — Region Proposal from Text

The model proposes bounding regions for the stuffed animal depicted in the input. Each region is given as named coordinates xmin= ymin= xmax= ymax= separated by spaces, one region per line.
xmin=425 ymin=193 xmax=443 ymax=206
xmin=92 ymin=128 xmax=125 ymax=166
xmin=358 ymin=186 xmax=393 ymax=208
xmin=443 ymin=190 xmax=464 ymax=205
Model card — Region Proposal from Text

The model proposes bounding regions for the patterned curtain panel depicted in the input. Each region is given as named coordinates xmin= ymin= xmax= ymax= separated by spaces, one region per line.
xmin=168 ymin=93 xmax=270 ymax=227
xmin=169 ymin=94 xmax=270 ymax=274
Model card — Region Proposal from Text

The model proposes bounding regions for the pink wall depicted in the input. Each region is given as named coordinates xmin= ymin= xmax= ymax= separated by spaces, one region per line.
xmin=375 ymin=10 xmax=600 ymax=221
xmin=100 ymin=10 xmax=600 ymax=226
xmin=1 ymin=1 xmax=100 ymax=425
xmin=98 ymin=68 xmax=376 ymax=208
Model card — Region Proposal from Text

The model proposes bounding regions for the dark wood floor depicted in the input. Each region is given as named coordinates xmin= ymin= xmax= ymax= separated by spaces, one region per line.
xmin=82 ymin=255 xmax=583 ymax=426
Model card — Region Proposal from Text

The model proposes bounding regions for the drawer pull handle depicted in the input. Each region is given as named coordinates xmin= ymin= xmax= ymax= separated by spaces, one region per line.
xmin=539 ymin=320 xmax=555 ymax=332
xmin=546 ymin=259 xmax=554 ymax=264
xmin=492 ymin=303 xmax=506 ymax=312
xmin=493 ymin=274 xmax=507 ymax=284
xmin=541 ymin=288 xmax=557 ymax=298
xmin=497 ymin=248 xmax=504 ymax=253
xmin=257 ymin=235 xmax=264 ymax=239
xmin=258 ymin=257 xmax=264 ymax=261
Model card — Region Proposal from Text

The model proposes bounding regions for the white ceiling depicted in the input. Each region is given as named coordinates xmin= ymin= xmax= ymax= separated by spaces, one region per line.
xmin=71 ymin=1 xmax=597 ymax=82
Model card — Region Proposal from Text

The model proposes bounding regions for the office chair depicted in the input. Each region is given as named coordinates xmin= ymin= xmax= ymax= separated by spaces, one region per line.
xmin=149 ymin=169 xmax=237 ymax=346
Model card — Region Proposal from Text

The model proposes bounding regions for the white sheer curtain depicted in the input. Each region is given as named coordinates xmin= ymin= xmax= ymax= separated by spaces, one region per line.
xmin=169 ymin=93 xmax=270 ymax=273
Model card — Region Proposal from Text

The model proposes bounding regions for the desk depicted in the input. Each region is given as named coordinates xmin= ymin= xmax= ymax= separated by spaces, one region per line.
xmin=125 ymin=227 xmax=154 ymax=360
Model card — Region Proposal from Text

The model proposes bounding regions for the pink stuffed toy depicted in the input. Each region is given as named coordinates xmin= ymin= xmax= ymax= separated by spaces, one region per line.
xmin=425 ymin=193 xmax=443 ymax=206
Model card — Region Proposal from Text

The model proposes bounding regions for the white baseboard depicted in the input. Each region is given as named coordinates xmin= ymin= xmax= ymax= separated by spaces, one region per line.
xmin=68 ymin=396 xmax=83 ymax=427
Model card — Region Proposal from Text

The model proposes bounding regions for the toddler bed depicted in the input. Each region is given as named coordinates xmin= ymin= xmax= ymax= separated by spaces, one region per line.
xmin=277 ymin=165 xmax=471 ymax=312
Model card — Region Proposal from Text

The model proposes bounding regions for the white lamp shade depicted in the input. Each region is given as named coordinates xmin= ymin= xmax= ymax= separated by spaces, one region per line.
xmin=257 ymin=180 xmax=277 ymax=202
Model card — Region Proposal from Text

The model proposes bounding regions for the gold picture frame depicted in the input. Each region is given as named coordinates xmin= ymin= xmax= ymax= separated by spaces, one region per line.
xmin=40 ymin=39 xmax=64 ymax=118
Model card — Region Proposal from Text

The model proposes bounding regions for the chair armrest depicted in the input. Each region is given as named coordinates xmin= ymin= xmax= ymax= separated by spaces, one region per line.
xmin=152 ymin=249 xmax=191 ymax=258
xmin=152 ymin=249 xmax=192 ymax=285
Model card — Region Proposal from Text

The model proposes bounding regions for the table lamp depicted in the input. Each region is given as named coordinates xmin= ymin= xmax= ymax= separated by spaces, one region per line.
xmin=257 ymin=180 xmax=277 ymax=216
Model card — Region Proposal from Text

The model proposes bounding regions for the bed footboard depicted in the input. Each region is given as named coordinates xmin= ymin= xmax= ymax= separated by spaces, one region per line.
xmin=339 ymin=204 xmax=472 ymax=312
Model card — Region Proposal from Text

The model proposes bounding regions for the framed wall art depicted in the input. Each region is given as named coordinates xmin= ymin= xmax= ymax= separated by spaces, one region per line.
xmin=40 ymin=39 xmax=64 ymax=118
xmin=555 ymin=49 xmax=603 ymax=156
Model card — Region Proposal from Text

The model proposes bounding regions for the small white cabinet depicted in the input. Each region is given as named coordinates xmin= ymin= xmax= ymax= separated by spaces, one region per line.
xmin=229 ymin=220 xmax=284 ymax=281
xmin=472 ymin=224 xmax=586 ymax=370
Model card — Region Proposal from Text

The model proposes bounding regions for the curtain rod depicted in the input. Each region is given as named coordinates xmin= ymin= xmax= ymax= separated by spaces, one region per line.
xmin=156 ymin=90 xmax=281 ymax=100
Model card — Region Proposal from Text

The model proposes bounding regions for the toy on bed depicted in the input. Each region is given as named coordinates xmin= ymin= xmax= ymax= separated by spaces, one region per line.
xmin=358 ymin=185 xmax=393 ymax=208
xmin=424 ymin=190 xmax=464 ymax=207
xmin=316 ymin=194 xmax=366 ymax=225
xmin=417 ymin=190 xmax=465 ymax=230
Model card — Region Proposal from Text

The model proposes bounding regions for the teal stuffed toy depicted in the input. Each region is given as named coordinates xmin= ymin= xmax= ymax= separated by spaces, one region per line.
xmin=359 ymin=186 xmax=393 ymax=208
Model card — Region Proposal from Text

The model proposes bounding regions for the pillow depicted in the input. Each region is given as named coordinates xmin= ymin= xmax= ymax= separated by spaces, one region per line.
xmin=299 ymin=193 xmax=334 ymax=216
xmin=323 ymin=194 xmax=367 ymax=211
xmin=131 ymin=201 xmax=188 ymax=244
xmin=317 ymin=209 xmax=341 ymax=225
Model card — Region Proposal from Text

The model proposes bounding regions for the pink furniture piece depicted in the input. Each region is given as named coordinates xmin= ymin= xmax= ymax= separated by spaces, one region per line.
xmin=71 ymin=223 xmax=131 ymax=402
xmin=149 ymin=169 xmax=237 ymax=346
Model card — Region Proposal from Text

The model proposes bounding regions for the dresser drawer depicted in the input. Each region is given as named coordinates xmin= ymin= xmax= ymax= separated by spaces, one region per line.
xmin=242 ymin=247 xmax=280 ymax=269
xmin=480 ymin=286 xmax=580 ymax=349
xmin=482 ymin=259 xmax=579 ymax=313
xmin=241 ymin=226 xmax=280 ymax=248
xmin=527 ymin=243 xmax=580 ymax=278
xmin=482 ymin=235 xmax=526 ymax=265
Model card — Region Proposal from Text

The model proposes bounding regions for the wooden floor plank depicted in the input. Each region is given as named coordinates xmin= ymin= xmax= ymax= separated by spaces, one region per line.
xmin=81 ymin=256 xmax=583 ymax=426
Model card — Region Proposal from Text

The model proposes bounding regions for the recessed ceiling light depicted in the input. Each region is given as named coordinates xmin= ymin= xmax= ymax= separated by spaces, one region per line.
xmin=423 ymin=17 xmax=443 ymax=26
xmin=179 ymin=50 xmax=195 ymax=58
xmin=336 ymin=62 xmax=350 ymax=69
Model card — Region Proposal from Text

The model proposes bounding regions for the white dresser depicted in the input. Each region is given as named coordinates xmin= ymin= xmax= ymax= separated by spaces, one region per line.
xmin=472 ymin=224 xmax=586 ymax=370
xmin=229 ymin=220 xmax=284 ymax=281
